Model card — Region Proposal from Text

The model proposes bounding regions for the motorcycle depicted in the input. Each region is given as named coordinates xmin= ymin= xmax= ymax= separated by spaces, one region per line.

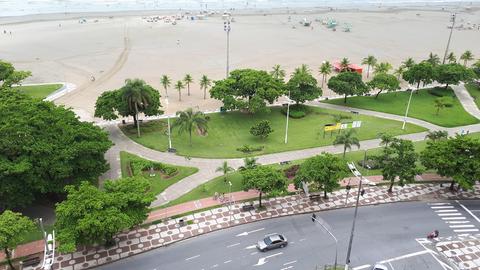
xmin=427 ymin=230 xmax=439 ymax=239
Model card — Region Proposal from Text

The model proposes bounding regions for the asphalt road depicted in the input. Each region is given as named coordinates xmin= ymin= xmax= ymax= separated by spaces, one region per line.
xmin=97 ymin=200 xmax=480 ymax=270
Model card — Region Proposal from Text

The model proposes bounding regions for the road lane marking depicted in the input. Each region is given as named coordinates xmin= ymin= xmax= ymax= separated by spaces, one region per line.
xmin=185 ymin=255 xmax=200 ymax=261
xmin=227 ymin=243 xmax=240 ymax=248
xmin=446 ymin=220 xmax=470 ymax=224
xmin=431 ymin=206 xmax=454 ymax=209
xmin=250 ymin=252 xmax=258 ymax=255
xmin=437 ymin=213 xmax=462 ymax=216
xmin=352 ymin=264 xmax=371 ymax=270
xmin=453 ymin=229 xmax=479 ymax=233
xmin=299 ymin=238 xmax=306 ymax=242
xmin=211 ymin=264 xmax=218 ymax=268
xmin=280 ymin=267 xmax=293 ymax=270
xmin=236 ymin=228 xmax=265 ymax=237
xmin=429 ymin=202 xmax=451 ymax=205
xmin=416 ymin=239 xmax=454 ymax=270
xmin=456 ymin=200 xmax=480 ymax=223
xmin=224 ymin=260 xmax=232 ymax=264
xmin=254 ymin=252 xmax=283 ymax=266
xmin=378 ymin=250 xmax=432 ymax=264
xmin=449 ymin=224 xmax=475 ymax=228
xmin=245 ymin=245 xmax=257 ymax=250
xmin=435 ymin=209 xmax=458 ymax=213
xmin=442 ymin=217 xmax=466 ymax=220
xmin=283 ymin=260 xmax=297 ymax=265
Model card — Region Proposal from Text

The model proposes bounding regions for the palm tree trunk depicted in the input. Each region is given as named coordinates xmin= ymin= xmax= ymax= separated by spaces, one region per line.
xmin=189 ymin=130 xmax=192 ymax=146
xmin=179 ymin=90 xmax=181 ymax=101
xmin=187 ymin=84 xmax=190 ymax=96
xmin=322 ymin=75 xmax=325 ymax=88
xmin=135 ymin=103 xmax=140 ymax=138
xmin=203 ymin=88 xmax=206 ymax=99
xmin=5 ymin=248 xmax=15 ymax=270
xmin=165 ymin=87 xmax=168 ymax=97
xmin=366 ymin=65 xmax=370 ymax=78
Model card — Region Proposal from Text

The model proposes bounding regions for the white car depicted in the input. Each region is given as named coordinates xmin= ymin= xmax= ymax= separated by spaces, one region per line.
xmin=372 ymin=264 xmax=388 ymax=270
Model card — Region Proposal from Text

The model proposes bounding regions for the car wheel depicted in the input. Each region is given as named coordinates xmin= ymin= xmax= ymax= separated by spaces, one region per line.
xmin=280 ymin=244 xmax=285 ymax=248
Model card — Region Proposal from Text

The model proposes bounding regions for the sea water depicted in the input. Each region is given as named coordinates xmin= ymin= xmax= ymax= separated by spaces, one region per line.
xmin=0 ymin=0 xmax=479 ymax=17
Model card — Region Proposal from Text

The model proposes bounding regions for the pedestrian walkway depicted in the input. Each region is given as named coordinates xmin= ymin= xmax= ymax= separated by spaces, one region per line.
xmin=22 ymin=182 xmax=480 ymax=270
xmin=452 ymin=83 xmax=480 ymax=119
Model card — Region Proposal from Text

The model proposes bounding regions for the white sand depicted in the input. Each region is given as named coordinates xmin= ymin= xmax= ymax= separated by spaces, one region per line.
xmin=1 ymin=6 xmax=480 ymax=119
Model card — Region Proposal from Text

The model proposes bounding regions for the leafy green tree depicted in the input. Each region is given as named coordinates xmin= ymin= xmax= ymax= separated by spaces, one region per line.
xmin=184 ymin=74 xmax=193 ymax=96
xmin=374 ymin=62 xmax=393 ymax=74
xmin=446 ymin=52 xmax=457 ymax=64
xmin=175 ymin=80 xmax=184 ymax=101
xmin=250 ymin=120 xmax=273 ymax=140
xmin=94 ymin=80 xmax=162 ymax=126
xmin=425 ymin=130 xmax=448 ymax=141
xmin=172 ymin=108 xmax=208 ymax=146
xmin=319 ymin=61 xmax=333 ymax=88
xmin=0 ymin=90 xmax=112 ymax=210
xmin=472 ymin=60 xmax=480 ymax=78
xmin=402 ymin=58 xmax=416 ymax=69
xmin=434 ymin=63 xmax=474 ymax=89
xmin=210 ymin=69 xmax=285 ymax=114
xmin=286 ymin=65 xmax=322 ymax=104
xmin=123 ymin=78 xmax=155 ymax=137
xmin=460 ymin=50 xmax=474 ymax=66
xmin=216 ymin=161 xmax=234 ymax=182
xmin=402 ymin=61 xmax=434 ymax=89
xmin=270 ymin=64 xmax=286 ymax=81
xmin=160 ymin=75 xmax=171 ymax=97
xmin=0 ymin=211 xmax=35 ymax=270
xmin=434 ymin=97 xmax=452 ymax=115
xmin=0 ymin=60 xmax=31 ymax=90
xmin=239 ymin=157 xmax=259 ymax=171
xmin=333 ymin=129 xmax=360 ymax=158
xmin=241 ymin=166 xmax=287 ymax=207
xmin=427 ymin=52 xmax=441 ymax=66
xmin=294 ymin=153 xmax=348 ymax=199
xmin=361 ymin=55 xmax=377 ymax=78
xmin=327 ymin=71 xmax=368 ymax=103
xmin=55 ymin=178 xmax=154 ymax=253
xmin=376 ymin=138 xmax=421 ymax=192
xmin=200 ymin=75 xmax=212 ymax=100
xmin=421 ymin=135 xmax=480 ymax=190
xmin=378 ymin=132 xmax=394 ymax=149
xmin=367 ymin=73 xmax=400 ymax=98
xmin=340 ymin=57 xmax=351 ymax=72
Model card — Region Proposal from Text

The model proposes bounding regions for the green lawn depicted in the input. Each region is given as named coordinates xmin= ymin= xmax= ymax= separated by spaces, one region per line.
xmin=20 ymin=225 xmax=54 ymax=245
xmin=164 ymin=132 xmax=480 ymax=207
xmin=323 ymin=87 xmax=479 ymax=127
xmin=465 ymin=83 xmax=480 ymax=109
xmin=14 ymin=84 xmax=63 ymax=99
xmin=120 ymin=151 xmax=198 ymax=196
xmin=121 ymin=106 xmax=426 ymax=158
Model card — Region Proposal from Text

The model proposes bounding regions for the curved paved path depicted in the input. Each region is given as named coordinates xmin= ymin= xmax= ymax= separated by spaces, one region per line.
xmin=100 ymin=84 xmax=480 ymax=207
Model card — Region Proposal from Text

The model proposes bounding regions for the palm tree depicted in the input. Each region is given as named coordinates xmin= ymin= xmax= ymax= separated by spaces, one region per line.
xmin=340 ymin=57 xmax=350 ymax=72
xmin=460 ymin=50 xmax=474 ymax=66
xmin=402 ymin=58 xmax=415 ymax=69
xmin=319 ymin=61 xmax=333 ymax=88
xmin=394 ymin=66 xmax=405 ymax=81
xmin=425 ymin=130 xmax=448 ymax=141
xmin=333 ymin=129 xmax=360 ymax=158
xmin=184 ymin=74 xmax=193 ymax=96
xmin=270 ymin=64 xmax=286 ymax=81
xmin=200 ymin=75 xmax=212 ymax=100
xmin=374 ymin=62 xmax=393 ymax=74
xmin=216 ymin=161 xmax=234 ymax=182
xmin=361 ymin=55 xmax=377 ymax=78
xmin=434 ymin=97 xmax=448 ymax=115
xmin=239 ymin=157 xmax=258 ymax=171
xmin=446 ymin=52 xmax=457 ymax=64
xmin=123 ymin=78 xmax=151 ymax=138
xmin=175 ymin=80 xmax=184 ymax=101
xmin=172 ymin=108 xmax=208 ymax=146
xmin=427 ymin=52 xmax=440 ymax=66
xmin=299 ymin=64 xmax=311 ymax=74
xmin=378 ymin=132 xmax=394 ymax=149
xmin=160 ymin=75 xmax=171 ymax=97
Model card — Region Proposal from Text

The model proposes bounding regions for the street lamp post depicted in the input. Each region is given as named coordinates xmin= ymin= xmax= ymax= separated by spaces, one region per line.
xmin=284 ymin=90 xmax=291 ymax=144
xmin=228 ymin=181 xmax=233 ymax=224
xmin=442 ymin=13 xmax=456 ymax=65
xmin=224 ymin=19 xmax=231 ymax=78
xmin=344 ymin=162 xmax=365 ymax=270
xmin=402 ymin=88 xmax=414 ymax=130
xmin=165 ymin=98 xmax=173 ymax=150
xmin=311 ymin=213 xmax=338 ymax=269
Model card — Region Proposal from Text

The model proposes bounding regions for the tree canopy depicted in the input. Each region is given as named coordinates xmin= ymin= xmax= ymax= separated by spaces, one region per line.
xmin=286 ymin=66 xmax=322 ymax=104
xmin=55 ymin=177 xmax=155 ymax=253
xmin=250 ymin=120 xmax=273 ymax=140
xmin=94 ymin=79 xmax=162 ymax=123
xmin=210 ymin=69 xmax=285 ymax=114
xmin=241 ymin=166 xmax=287 ymax=207
xmin=327 ymin=71 xmax=368 ymax=103
xmin=421 ymin=135 xmax=480 ymax=190
xmin=294 ymin=153 xmax=347 ymax=199
xmin=434 ymin=63 xmax=474 ymax=89
xmin=367 ymin=73 xmax=400 ymax=98
xmin=402 ymin=61 xmax=434 ymax=89
xmin=0 ymin=60 xmax=31 ymax=90
xmin=0 ymin=90 xmax=112 ymax=211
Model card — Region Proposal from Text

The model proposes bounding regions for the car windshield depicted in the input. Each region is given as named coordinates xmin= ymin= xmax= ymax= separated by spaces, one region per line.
xmin=264 ymin=237 xmax=273 ymax=245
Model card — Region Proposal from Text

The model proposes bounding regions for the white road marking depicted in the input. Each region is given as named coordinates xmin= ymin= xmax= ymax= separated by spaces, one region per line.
xmin=245 ymin=245 xmax=257 ymax=250
xmin=280 ymin=266 xmax=294 ymax=270
xmin=442 ymin=217 xmax=466 ymax=220
xmin=236 ymin=228 xmax=265 ymax=237
xmin=254 ymin=252 xmax=283 ymax=266
xmin=437 ymin=213 xmax=462 ymax=216
xmin=416 ymin=239 xmax=454 ymax=270
xmin=428 ymin=202 xmax=451 ymax=206
xmin=434 ymin=209 xmax=458 ymax=213
xmin=456 ymin=200 xmax=480 ymax=223
xmin=283 ymin=260 xmax=297 ymax=265
xmin=388 ymin=262 xmax=395 ymax=270
xmin=378 ymin=250 xmax=432 ymax=264
xmin=211 ymin=264 xmax=218 ymax=268
xmin=299 ymin=238 xmax=306 ymax=242
xmin=453 ymin=228 xmax=479 ymax=233
xmin=224 ymin=260 xmax=232 ymax=264
xmin=431 ymin=206 xmax=454 ymax=209
xmin=250 ymin=252 xmax=258 ymax=255
xmin=227 ymin=243 xmax=240 ymax=248
xmin=264 ymin=232 xmax=279 ymax=237
xmin=449 ymin=224 xmax=475 ymax=228
xmin=352 ymin=264 xmax=371 ymax=270
xmin=445 ymin=220 xmax=470 ymax=224
xmin=185 ymin=255 xmax=200 ymax=261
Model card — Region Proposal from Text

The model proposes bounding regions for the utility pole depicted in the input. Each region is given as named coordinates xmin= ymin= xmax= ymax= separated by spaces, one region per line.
xmin=442 ymin=13 xmax=456 ymax=64
xmin=224 ymin=19 xmax=231 ymax=78
xmin=284 ymin=90 xmax=291 ymax=144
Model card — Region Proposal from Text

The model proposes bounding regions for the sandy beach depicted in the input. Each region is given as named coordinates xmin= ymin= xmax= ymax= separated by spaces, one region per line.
xmin=1 ymin=4 xmax=480 ymax=120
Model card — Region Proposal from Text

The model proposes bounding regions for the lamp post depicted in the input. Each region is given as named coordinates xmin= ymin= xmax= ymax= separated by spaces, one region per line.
xmin=344 ymin=162 xmax=365 ymax=270
xmin=284 ymin=90 xmax=291 ymax=144
xmin=228 ymin=181 xmax=233 ymax=224
xmin=165 ymin=98 xmax=173 ymax=150
xmin=402 ymin=88 xmax=414 ymax=130
xmin=442 ymin=13 xmax=456 ymax=65
xmin=224 ymin=19 xmax=231 ymax=78
xmin=311 ymin=213 xmax=338 ymax=269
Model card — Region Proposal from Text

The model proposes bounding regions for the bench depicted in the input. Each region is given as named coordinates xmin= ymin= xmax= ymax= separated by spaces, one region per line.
xmin=279 ymin=161 xmax=291 ymax=165
xmin=309 ymin=194 xmax=322 ymax=201
xmin=350 ymin=111 xmax=359 ymax=115
xmin=241 ymin=204 xmax=255 ymax=212
xmin=22 ymin=257 xmax=41 ymax=267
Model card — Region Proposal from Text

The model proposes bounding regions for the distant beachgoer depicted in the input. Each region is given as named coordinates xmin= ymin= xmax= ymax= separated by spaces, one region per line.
xmin=176 ymin=39 xmax=180 ymax=45
xmin=9 ymin=31 xmax=12 ymax=35
xmin=90 ymin=75 xmax=95 ymax=82
xmin=3 ymin=30 xmax=6 ymax=34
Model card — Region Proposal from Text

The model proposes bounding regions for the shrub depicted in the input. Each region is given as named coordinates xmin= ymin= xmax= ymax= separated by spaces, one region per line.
xmin=250 ymin=120 xmax=273 ymax=139
xmin=428 ymin=87 xmax=454 ymax=97
xmin=331 ymin=113 xmax=352 ymax=123
xmin=284 ymin=164 xmax=300 ymax=178
xmin=130 ymin=159 xmax=178 ymax=177
xmin=281 ymin=104 xmax=309 ymax=118
xmin=236 ymin=144 xmax=264 ymax=153
xmin=357 ymin=158 xmax=380 ymax=170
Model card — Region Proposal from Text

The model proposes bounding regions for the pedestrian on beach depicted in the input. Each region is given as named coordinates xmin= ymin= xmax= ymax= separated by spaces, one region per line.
xmin=176 ymin=39 xmax=180 ymax=46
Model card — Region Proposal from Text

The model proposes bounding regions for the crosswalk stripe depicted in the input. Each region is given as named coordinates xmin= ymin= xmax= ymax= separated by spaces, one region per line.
xmin=431 ymin=206 xmax=454 ymax=209
xmin=435 ymin=209 xmax=458 ymax=213
xmin=449 ymin=225 xmax=475 ymax=228
xmin=437 ymin=213 xmax=462 ymax=216
xmin=454 ymin=229 xmax=479 ymax=233
xmin=442 ymin=217 xmax=466 ymax=220
xmin=428 ymin=202 xmax=451 ymax=206
xmin=446 ymin=221 xmax=470 ymax=224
